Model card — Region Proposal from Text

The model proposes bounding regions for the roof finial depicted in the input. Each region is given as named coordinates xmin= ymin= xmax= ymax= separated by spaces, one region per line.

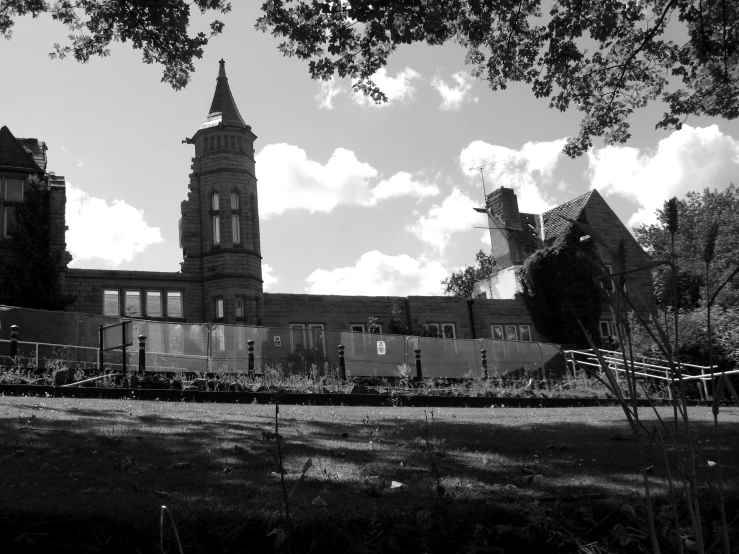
xmin=218 ymin=59 xmax=226 ymax=78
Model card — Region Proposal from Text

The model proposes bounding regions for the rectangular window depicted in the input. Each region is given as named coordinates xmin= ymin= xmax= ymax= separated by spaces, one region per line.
xmin=505 ymin=325 xmax=518 ymax=341
xmin=289 ymin=323 xmax=306 ymax=354
xmin=519 ymin=324 xmax=532 ymax=342
xmin=212 ymin=215 xmax=220 ymax=245
xmin=491 ymin=325 xmax=504 ymax=340
xmin=147 ymin=291 xmax=162 ymax=317
xmin=232 ymin=216 xmax=240 ymax=244
xmin=167 ymin=291 xmax=183 ymax=317
xmin=425 ymin=323 xmax=440 ymax=337
xmin=350 ymin=324 xmax=365 ymax=332
xmin=235 ymin=296 xmax=244 ymax=318
xmin=211 ymin=192 xmax=219 ymax=211
xmin=603 ymin=264 xmax=614 ymax=292
xmin=308 ymin=324 xmax=326 ymax=355
xmin=600 ymin=320 xmax=614 ymax=338
xmin=214 ymin=298 xmax=224 ymax=319
xmin=5 ymin=179 xmax=23 ymax=202
xmin=3 ymin=207 xmax=17 ymax=237
xmin=441 ymin=323 xmax=456 ymax=339
xmin=103 ymin=289 xmax=119 ymax=316
xmin=124 ymin=290 xmax=141 ymax=317
xmin=231 ymin=191 xmax=239 ymax=209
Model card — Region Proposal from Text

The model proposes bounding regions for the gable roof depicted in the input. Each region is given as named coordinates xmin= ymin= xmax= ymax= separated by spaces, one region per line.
xmin=199 ymin=59 xmax=247 ymax=131
xmin=541 ymin=190 xmax=594 ymax=243
xmin=0 ymin=126 xmax=45 ymax=174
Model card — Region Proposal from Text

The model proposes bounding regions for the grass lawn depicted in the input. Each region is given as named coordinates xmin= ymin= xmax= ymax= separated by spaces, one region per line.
xmin=1 ymin=397 xmax=738 ymax=553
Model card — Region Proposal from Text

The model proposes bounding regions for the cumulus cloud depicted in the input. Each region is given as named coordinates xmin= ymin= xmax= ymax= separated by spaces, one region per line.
xmin=66 ymin=183 xmax=163 ymax=267
xmin=406 ymin=188 xmax=478 ymax=253
xmin=305 ymin=251 xmax=448 ymax=296
xmin=256 ymin=144 xmax=439 ymax=217
xmin=60 ymin=146 xmax=68 ymax=154
xmin=587 ymin=125 xmax=739 ymax=226
xmin=262 ymin=264 xmax=279 ymax=291
xmin=458 ymin=139 xmax=564 ymax=213
xmin=431 ymin=71 xmax=478 ymax=110
xmin=352 ymin=67 xmax=421 ymax=107
xmin=315 ymin=78 xmax=343 ymax=109
xmin=366 ymin=171 xmax=440 ymax=205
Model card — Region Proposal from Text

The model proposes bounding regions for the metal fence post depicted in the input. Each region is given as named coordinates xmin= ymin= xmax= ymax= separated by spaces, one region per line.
xmin=9 ymin=325 xmax=18 ymax=360
xmin=415 ymin=348 xmax=423 ymax=380
xmin=481 ymin=349 xmax=488 ymax=380
xmin=98 ymin=325 xmax=104 ymax=372
xmin=338 ymin=344 xmax=346 ymax=381
xmin=247 ymin=340 xmax=255 ymax=376
xmin=138 ymin=335 xmax=146 ymax=374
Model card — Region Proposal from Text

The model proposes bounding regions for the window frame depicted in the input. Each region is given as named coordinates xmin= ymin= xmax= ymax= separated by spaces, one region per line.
xmin=3 ymin=206 xmax=17 ymax=237
xmin=491 ymin=325 xmax=504 ymax=340
xmin=5 ymin=179 xmax=24 ymax=202
xmin=212 ymin=214 xmax=220 ymax=245
xmin=441 ymin=323 xmax=456 ymax=339
xmin=214 ymin=297 xmax=224 ymax=320
xmin=146 ymin=290 xmax=163 ymax=318
xmin=599 ymin=320 xmax=615 ymax=338
xmin=103 ymin=289 xmax=120 ymax=316
xmin=349 ymin=324 xmax=365 ymax=333
xmin=519 ymin=324 xmax=533 ymax=342
xmin=235 ymin=296 xmax=246 ymax=319
xmin=505 ymin=325 xmax=519 ymax=341
xmin=166 ymin=291 xmax=184 ymax=318
xmin=124 ymin=289 xmax=142 ymax=317
xmin=602 ymin=263 xmax=614 ymax=292
xmin=232 ymin=214 xmax=240 ymax=244
xmin=230 ymin=190 xmax=239 ymax=210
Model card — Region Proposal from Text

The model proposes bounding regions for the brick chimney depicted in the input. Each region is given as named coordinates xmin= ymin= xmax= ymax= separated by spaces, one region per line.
xmin=486 ymin=187 xmax=522 ymax=230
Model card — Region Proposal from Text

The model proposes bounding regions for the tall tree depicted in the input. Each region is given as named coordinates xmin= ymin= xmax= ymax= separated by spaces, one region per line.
xmin=1 ymin=177 xmax=75 ymax=310
xmin=634 ymin=184 xmax=739 ymax=309
xmin=1 ymin=0 xmax=231 ymax=90
xmin=441 ymin=249 xmax=496 ymax=298
xmin=256 ymin=0 xmax=739 ymax=157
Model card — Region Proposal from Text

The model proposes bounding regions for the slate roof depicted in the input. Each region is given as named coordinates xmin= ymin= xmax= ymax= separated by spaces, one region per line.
xmin=0 ymin=126 xmax=45 ymax=173
xmin=199 ymin=59 xmax=247 ymax=131
xmin=541 ymin=190 xmax=593 ymax=243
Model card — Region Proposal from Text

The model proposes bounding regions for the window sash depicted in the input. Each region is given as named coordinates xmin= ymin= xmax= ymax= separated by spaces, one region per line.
xmin=212 ymin=192 xmax=219 ymax=211
xmin=505 ymin=325 xmax=518 ymax=341
xmin=235 ymin=297 xmax=244 ymax=318
xmin=441 ymin=323 xmax=456 ymax=339
xmin=167 ymin=291 xmax=183 ymax=317
xmin=124 ymin=290 xmax=141 ymax=317
xmin=230 ymin=191 xmax=239 ymax=209
xmin=215 ymin=298 xmax=224 ymax=319
xmin=491 ymin=325 xmax=504 ymax=340
xmin=232 ymin=216 xmax=240 ymax=244
xmin=519 ymin=325 xmax=532 ymax=342
xmin=147 ymin=291 xmax=162 ymax=317
xmin=5 ymin=179 xmax=23 ymax=202
xmin=212 ymin=215 xmax=220 ymax=244
xmin=103 ymin=290 xmax=119 ymax=316
xmin=3 ymin=207 xmax=17 ymax=237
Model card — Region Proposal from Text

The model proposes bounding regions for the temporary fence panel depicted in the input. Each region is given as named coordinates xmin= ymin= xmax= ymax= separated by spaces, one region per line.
xmin=0 ymin=305 xmax=118 ymax=347
xmin=415 ymin=337 xmax=483 ymax=378
xmin=539 ymin=343 xmax=567 ymax=378
xmin=481 ymin=339 xmax=543 ymax=377
xmin=0 ymin=339 xmax=98 ymax=370
xmin=340 ymin=331 xmax=407 ymax=377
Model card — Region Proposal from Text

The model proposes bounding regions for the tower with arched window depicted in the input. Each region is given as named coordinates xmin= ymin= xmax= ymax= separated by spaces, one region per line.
xmin=180 ymin=60 xmax=263 ymax=324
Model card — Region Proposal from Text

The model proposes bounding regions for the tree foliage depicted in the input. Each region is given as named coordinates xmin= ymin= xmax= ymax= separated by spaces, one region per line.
xmin=633 ymin=184 xmax=739 ymax=309
xmin=1 ymin=0 xmax=231 ymax=90
xmin=441 ymin=249 xmax=495 ymax=299
xmin=256 ymin=0 xmax=739 ymax=157
xmin=516 ymin=219 xmax=603 ymax=346
xmin=2 ymin=177 xmax=75 ymax=310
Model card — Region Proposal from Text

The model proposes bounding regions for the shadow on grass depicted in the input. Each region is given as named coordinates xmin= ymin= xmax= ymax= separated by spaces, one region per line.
xmin=0 ymin=399 xmax=738 ymax=552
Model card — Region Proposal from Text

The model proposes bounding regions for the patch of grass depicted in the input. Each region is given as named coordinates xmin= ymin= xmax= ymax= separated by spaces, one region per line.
xmin=0 ymin=398 xmax=737 ymax=552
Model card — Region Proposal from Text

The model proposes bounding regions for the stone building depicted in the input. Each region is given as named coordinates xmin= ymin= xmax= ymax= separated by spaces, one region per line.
xmin=0 ymin=60 xmax=654 ymax=347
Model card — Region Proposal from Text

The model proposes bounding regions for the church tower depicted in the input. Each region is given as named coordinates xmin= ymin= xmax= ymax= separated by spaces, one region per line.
xmin=180 ymin=60 xmax=263 ymax=324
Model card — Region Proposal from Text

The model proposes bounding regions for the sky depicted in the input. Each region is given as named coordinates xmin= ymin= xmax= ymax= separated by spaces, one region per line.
xmin=2 ymin=4 xmax=739 ymax=296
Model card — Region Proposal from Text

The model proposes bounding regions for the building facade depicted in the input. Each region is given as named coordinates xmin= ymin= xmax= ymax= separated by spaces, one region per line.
xmin=0 ymin=60 xmax=654 ymax=347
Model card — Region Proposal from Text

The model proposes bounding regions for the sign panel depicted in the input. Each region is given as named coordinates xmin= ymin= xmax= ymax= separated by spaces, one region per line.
xmin=102 ymin=320 xmax=133 ymax=351
xmin=273 ymin=336 xmax=282 ymax=347
xmin=376 ymin=340 xmax=386 ymax=355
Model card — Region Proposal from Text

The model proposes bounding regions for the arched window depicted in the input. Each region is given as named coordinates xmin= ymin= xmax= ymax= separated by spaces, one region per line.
xmin=232 ymin=215 xmax=241 ymax=244
xmin=230 ymin=191 xmax=239 ymax=210
xmin=211 ymin=191 xmax=219 ymax=211
xmin=211 ymin=192 xmax=220 ymax=245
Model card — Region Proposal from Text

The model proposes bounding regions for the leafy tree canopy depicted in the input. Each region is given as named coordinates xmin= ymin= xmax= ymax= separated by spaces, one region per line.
xmin=633 ymin=184 xmax=739 ymax=309
xmin=1 ymin=0 xmax=231 ymax=90
xmin=256 ymin=0 xmax=739 ymax=157
xmin=441 ymin=249 xmax=495 ymax=298
xmin=2 ymin=177 xmax=75 ymax=310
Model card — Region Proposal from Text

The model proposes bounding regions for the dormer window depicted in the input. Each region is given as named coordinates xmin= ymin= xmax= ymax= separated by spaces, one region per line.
xmin=230 ymin=191 xmax=239 ymax=210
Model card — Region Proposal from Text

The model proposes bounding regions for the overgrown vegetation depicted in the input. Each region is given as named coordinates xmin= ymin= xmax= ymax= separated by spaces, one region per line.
xmin=441 ymin=249 xmax=496 ymax=299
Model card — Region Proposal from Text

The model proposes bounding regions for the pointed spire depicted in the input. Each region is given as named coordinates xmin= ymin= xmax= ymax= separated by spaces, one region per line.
xmin=199 ymin=59 xmax=247 ymax=131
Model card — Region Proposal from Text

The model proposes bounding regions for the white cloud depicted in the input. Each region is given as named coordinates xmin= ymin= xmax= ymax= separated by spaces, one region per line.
xmin=77 ymin=159 xmax=84 ymax=167
xmin=66 ymin=183 xmax=163 ymax=267
xmin=315 ymin=78 xmax=343 ymax=109
xmin=367 ymin=171 xmax=440 ymax=205
xmin=587 ymin=125 xmax=739 ymax=226
xmin=60 ymin=146 xmax=68 ymax=154
xmin=431 ymin=71 xmax=478 ymax=110
xmin=262 ymin=264 xmax=279 ymax=291
xmin=256 ymin=143 xmax=439 ymax=217
xmin=407 ymin=188 xmax=479 ymax=253
xmin=458 ymin=139 xmax=564 ymax=213
xmin=352 ymin=67 xmax=421 ymax=107
xmin=305 ymin=251 xmax=448 ymax=296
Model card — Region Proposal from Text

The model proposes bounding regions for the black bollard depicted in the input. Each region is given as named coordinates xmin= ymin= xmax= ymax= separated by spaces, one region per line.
xmin=338 ymin=344 xmax=346 ymax=381
xmin=9 ymin=325 xmax=18 ymax=359
xmin=138 ymin=335 xmax=147 ymax=374
xmin=247 ymin=340 xmax=255 ymax=376
xmin=415 ymin=348 xmax=422 ymax=380
xmin=481 ymin=349 xmax=488 ymax=380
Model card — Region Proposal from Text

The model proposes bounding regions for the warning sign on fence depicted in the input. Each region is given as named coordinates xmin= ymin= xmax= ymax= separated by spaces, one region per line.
xmin=376 ymin=341 xmax=386 ymax=355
